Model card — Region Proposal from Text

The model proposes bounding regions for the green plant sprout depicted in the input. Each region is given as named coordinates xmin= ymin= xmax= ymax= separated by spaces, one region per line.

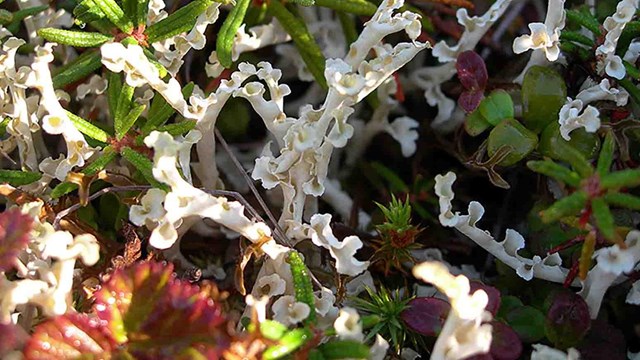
xmin=351 ymin=286 xmax=413 ymax=354
xmin=372 ymin=195 xmax=421 ymax=275
xmin=528 ymin=130 xmax=640 ymax=281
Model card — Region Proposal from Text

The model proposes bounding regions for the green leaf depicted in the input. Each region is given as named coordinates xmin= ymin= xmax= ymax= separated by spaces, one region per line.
xmin=314 ymin=0 xmax=377 ymax=16
xmin=603 ymin=192 xmax=640 ymax=211
xmin=260 ymin=320 xmax=288 ymax=341
xmin=487 ymin=118 xmax=538 ymax=166
xmin=369 ymin=162 xmax=409 ymax=193
xmin=216 ymin=97 xmax=250 ymax=140
xmin=52 ymin=50 xmax=103 ymax=89
xmin=155 ymin=120 xmax=196 ymax=136
xmin=92 ymin=0 xmax=132 ymax=33
xmin=540 ymin=190 xmax=588 ymax=223
xmin=0 ymin=9 xmax=13 ymax=24
xmin=263 ymin=328 xmax=313 ymax=360
xmin=144 ymin=0 xmax=214 ymax=44
xmin=617 ymin=21 xmax=640 ymax=56
xmin=116 ymin=103 xmax=146 ymax=140
xmin=504 ymin=306 xmax=545 ymax=343
xmin=51 ymin=146 xmax=118 ymax=198
xmin=107 ymin=71 xmax=122 ymax=118
xmin=591 ymin=197 xmax=615 ymax=241
xmin=596 ymin=130 xmax=615 ymax=176
xmin=0 ymin=170 xmax=42 ymax=186
xmin=318 ymin=340 xmax=370 ymax=359
xmin=619 ymin=78 xmax=640 ymax=106
xmin=5 ymin=5 xmax=49 ymax=33
xmin=527 ymin=160 xmax=581 ymax=187
xmin=560 ymin=30 xmax=595 ymax=47
xmin=65 ymin=110 xmax=111 ymax=143
xmin=539 ymin=123 xmax=599 ymax=174
xmin=496 ymin=296 xmax=523 ymax=320
xmin=624 ymin=60 xmax=640 ymax=80
xmin=73 ymin=0 xmax=115 ymax=33
xmin=143 ymin=82 xmax=195 ymax=133
xmin=120 ymin=147 xmax=168 ymax=190
xmin=37 ymin=28 xmax=113 ymax=47
xmin=479 ymin=90 xmax=514 ymax=126
xmin=521 ymin=66 xmax=567 ymax=133
xmin=268 ymin=0 xmax=327 ymax=89
xmin=216 ymin=0 xmax=251 ymax=68
xmin=114 ymin=83 xmax=135 ymax=139
xmin=135 ymin=0 xmax=150 ymax=26
xmin=464 ymin=109 xmax=491 ymax=136
xmin=290 ymin=0 xmax=315 ymax=5
xmin=286 ymin=251 xmax=317 ymax=325
xmin=565 ymin=9 xmax=601 ymax=35
xmin=600 ymin=169 xmax=640 ymax=190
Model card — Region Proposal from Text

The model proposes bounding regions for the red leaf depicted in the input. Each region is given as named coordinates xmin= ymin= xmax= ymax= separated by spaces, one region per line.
xmin=94 ymin=261 xmax=230 ymax=357
xmin=488 ymin=321 xmax=522 ymax=360
xmin=545 ymin=290 xmax=591 ymax=348
xmin=401 ymin=297 xmax=450 ymax=336
xmin=456 ymin=51 xmax=488 ymax=91
xmin=24 ymin=312 xmax=116 ymax=358
xmin=0 ymin=208 xmax=33 ymax=272
xmin=26 ymin=261 xmax=231 ymax=359
xmin=458 ymin=90 xmax=485 ymax=113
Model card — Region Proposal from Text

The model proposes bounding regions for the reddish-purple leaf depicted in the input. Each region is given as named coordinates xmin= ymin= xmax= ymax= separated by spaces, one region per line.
xmin=24 ymin=312 xmax=116 ymax=358
xmin=93 ymin=260 xmax=173 ymax=343
xmin=488 ymin=321 xmax=522 ymax=360
xmin=0 ymin=322 xmax=28 ymax=357
xmin=469 ymin=281 xmax=501 ymax=316
xmin=456 ymin=50 xmax=488 ymax=91
xmin=0 ymin=208 xmax=33 ymax=272
xmin=545 ymin=290 xmax=591 ymax=349
xmin=94 ymin=261 xmax=230 ymax=357
xmin=459 ymin=90 xmax=485 ymax=113
xmin=401 ymin=297 xmax=450 ymax=336
xmin=26 ymin=261 xmax=231 ymax=359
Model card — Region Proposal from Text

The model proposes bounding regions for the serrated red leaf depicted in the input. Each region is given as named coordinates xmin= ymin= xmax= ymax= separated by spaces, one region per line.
xmin=94 ymin=261 xmax=229 ymax=357
xmin=26 ymin=261 xmax=230 ymax=359
xmin=456 ymin=51 xmax=488 ymax=91
xmin=400 ymin=297 xmax=450 ymax=337
xmin=0 ymin=208 xmax=33 ymax=272
xmin=24 ymin=312 xmax=116 ymax=359
xmin=93 ymin=261 xmax=172 ymax=343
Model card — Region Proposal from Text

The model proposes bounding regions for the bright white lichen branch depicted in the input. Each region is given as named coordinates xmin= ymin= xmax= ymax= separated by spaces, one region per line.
xmin=413 ymin=261 xmax=492 ymax=360
xmin=1 ymin=202 xmax=99 ymax=324
xmin=595 ymin=0 xmax=638 ymax=80
xmin=558 ymin=78 xmax=629 ymax=140
xmin=512 ymin=0 xmax=566 ymax=83
xmin=252 ymin=0 xmax=428 ymax=233
xmin=434 ymin=171 xmax=640 ymax=318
